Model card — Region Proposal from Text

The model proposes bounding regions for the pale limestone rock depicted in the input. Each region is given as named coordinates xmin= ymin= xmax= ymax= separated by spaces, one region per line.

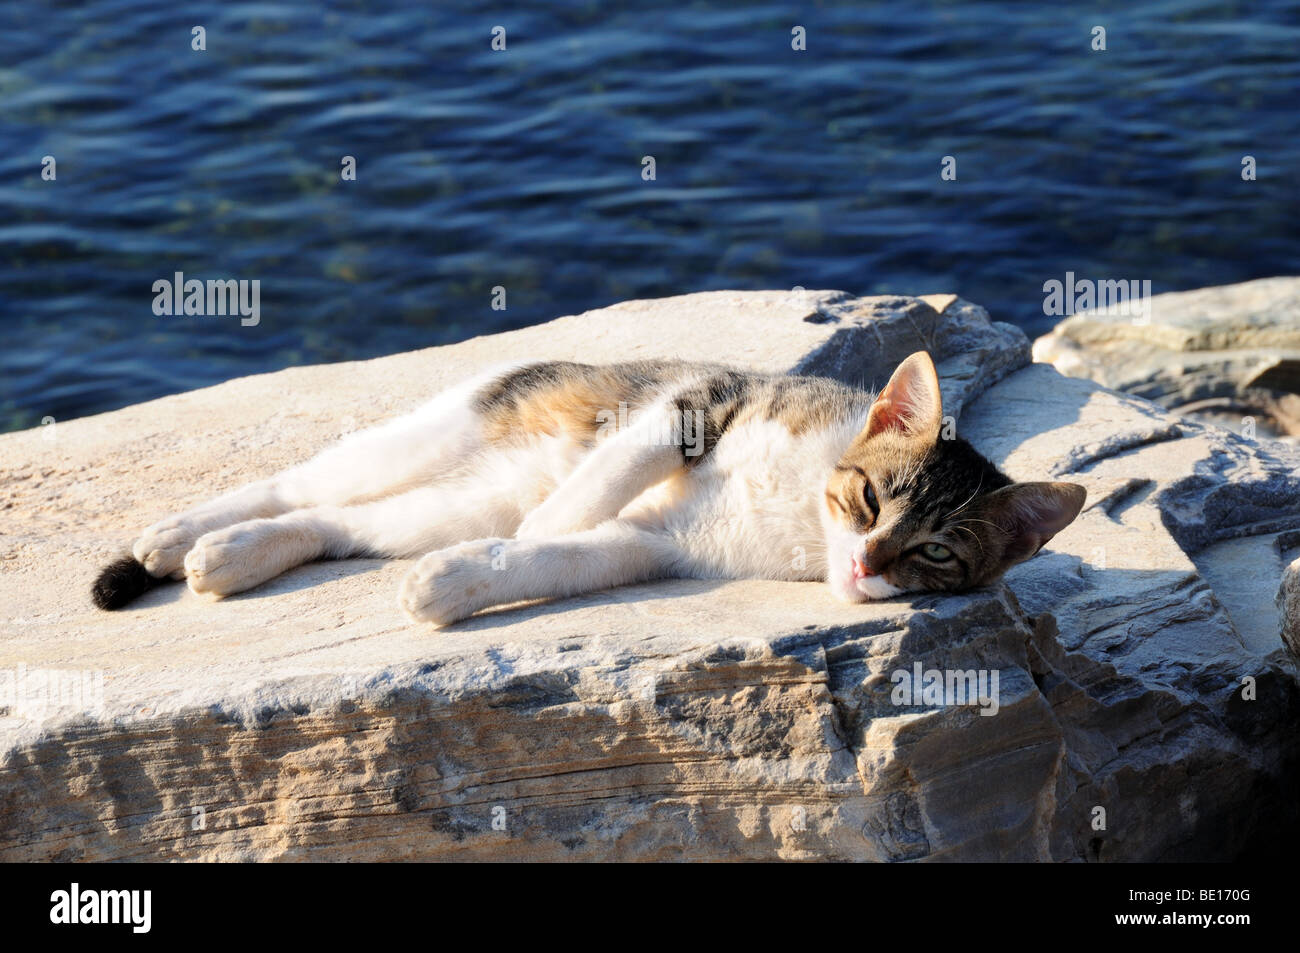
xmin=1281 ymin=552 xmax=1300 ymax=658
xmin=1 ymin=289 xmax=1297 ymax=861
xmin=1032 ymin=276 xmax=1300 ymax=439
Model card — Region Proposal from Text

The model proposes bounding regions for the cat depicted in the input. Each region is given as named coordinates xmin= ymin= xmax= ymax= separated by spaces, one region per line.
xmin=92 ymin=351 xmax=1086 ymax=625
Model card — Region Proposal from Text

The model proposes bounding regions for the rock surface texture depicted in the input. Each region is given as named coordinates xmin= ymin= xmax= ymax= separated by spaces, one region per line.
xmin=2 ymin=289 xmax=1297 ymax=861
xmin=1032 ymin=276 xmax=1300 ymax=441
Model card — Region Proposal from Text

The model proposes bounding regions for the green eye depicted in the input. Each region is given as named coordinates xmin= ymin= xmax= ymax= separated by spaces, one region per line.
xmin=864 ymin=481 xmax=879 ymax=512
xmin=921 ymin=543 xmax=953 ymax=562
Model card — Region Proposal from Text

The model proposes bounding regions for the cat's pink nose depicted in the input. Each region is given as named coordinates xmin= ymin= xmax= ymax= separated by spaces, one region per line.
xmin=852 ymin=556 xmax=874 ymax=578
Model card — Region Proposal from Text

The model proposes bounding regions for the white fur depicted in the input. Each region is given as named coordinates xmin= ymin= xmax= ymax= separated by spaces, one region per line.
xmin=820 ymin=520 xmax=905 ymax=603
xmin=133 ymin=365 xmax=902 ymax=624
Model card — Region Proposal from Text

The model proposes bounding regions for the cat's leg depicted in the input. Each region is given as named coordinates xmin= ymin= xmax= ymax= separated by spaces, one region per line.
xmin=400 ymin=520 xmax=684 ymax=625
xmin=132 ymin=369 xmax=498 ymax=577
xmin=515 ymin=399 xmax=687 ymax=540
xmin=183 ymin=481 xmax=525 ymax=598
xmin=132 ymin=477 xmax=296 ymax=579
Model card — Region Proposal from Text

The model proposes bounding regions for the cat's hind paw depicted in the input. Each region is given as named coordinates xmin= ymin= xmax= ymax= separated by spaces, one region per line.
xmin=399 ymin=539 xmax=504 ymax=626
xmin=515 ymin=500 xmax=595 ymax=540
xmin=183 ymin=519 xmax=296 ymax=598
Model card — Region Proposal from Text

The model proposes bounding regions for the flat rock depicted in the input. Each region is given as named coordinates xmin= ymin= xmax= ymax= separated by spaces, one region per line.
xmin=1 ymin=289 xmax=1297 ymax=861
xmin=1282 ymin=552 xmax=1300 ymax=658
xmin=1032 ymin=276 xmax=1300 ymax=439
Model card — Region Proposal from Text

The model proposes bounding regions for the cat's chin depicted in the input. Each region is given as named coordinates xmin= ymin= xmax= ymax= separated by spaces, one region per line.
xmin=828 ymin=572 xmax=905 ymax=603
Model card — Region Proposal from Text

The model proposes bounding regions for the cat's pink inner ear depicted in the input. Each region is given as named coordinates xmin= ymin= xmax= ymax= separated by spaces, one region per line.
xmin=990 ymin=481 xmax=1087 ymax=563
xmin=865 ymin=351 xmax=942 ymax=439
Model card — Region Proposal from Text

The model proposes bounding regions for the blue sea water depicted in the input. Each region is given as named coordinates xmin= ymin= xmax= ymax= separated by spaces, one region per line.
xmin=2 ymin=0 xmax=1299 ymax=431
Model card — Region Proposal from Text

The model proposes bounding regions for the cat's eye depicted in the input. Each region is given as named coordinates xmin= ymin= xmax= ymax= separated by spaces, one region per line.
xmin=863 ymin=481 xmax=879 ymax=514
xmin=920 ymin=543 xmax=953 ymax=562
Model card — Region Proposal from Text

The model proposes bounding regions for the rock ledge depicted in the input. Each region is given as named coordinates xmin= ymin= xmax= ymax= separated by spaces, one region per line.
xmin=1 ymin=289 xmax=1297 ymax=861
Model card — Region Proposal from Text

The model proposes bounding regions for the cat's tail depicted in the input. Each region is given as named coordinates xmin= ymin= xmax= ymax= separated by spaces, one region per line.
xmin=92 ymin=555 xmax=164 ymax=610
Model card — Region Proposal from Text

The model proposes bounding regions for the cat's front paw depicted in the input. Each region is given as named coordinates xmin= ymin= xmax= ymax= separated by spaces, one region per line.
xmin=399 ymin=539 xmax=504 ymax=626
xmin=133 ymin=515 xmax=204 ymax=578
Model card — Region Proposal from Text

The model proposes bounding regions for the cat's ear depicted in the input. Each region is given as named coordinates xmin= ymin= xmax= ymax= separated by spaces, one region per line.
xmin=864 ymin=351 xmax=943 ymax=441
xmin=984 ymin=481 xmax=1087 ymax=567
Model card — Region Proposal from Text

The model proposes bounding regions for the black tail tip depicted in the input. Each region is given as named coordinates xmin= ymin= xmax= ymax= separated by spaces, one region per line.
xmin=92 ymin=556 xmax=161 ymax=610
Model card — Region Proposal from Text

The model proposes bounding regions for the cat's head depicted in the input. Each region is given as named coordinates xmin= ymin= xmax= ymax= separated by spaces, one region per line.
xmin=821 ymin=351 xmax=1085 ymax=603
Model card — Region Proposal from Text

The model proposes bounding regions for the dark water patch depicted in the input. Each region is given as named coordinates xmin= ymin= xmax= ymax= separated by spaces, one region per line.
xmin=2 ymin=0 xmax=1299 ymax=431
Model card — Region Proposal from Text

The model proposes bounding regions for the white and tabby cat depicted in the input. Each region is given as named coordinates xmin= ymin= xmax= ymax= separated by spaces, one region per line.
xmin=92 ymin=351 xmax=1085 ymax=624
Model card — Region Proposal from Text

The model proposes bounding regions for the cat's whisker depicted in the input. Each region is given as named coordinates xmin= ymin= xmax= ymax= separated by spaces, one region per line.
xmin=943 ymin=476 xmax=984 ymax=522
xmin=950 ymin=523 xmax=986 ymax=557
